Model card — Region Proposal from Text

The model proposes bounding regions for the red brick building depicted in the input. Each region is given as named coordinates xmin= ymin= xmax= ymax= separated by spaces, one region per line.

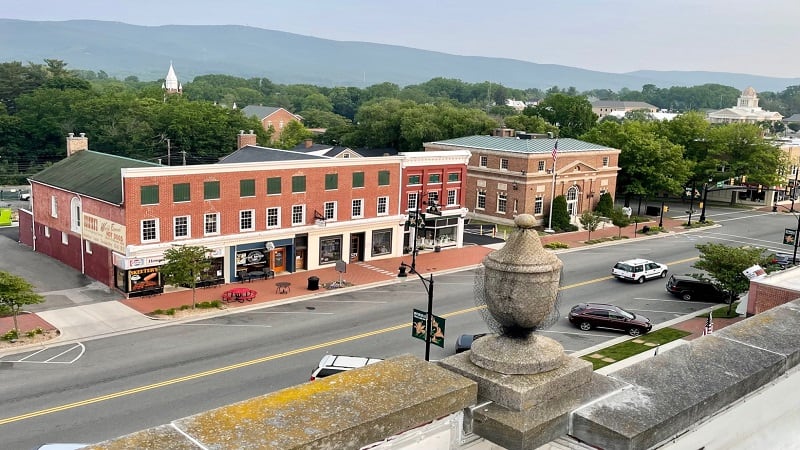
xmin=424 ymin=130 xmax=621 ymax=226
xmin=240 ymin=105 xmax=302 ymax=143
xmin=19 ymin=133 xmax=469 ymax=297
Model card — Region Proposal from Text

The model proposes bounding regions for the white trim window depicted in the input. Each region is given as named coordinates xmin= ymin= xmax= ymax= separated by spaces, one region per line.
xmin=61 ymin=231 xmax=69 ymax=245
xmin=70 ymin=197 xmax=81 ymax=233
xmin=44 ymin=226 xmax=50 ymax=238
xmin=534 ymin=196 xmax=544 ymax=215
xmin=479 ymin=155 xmax=488 ymax=167
xmin=538 ymin=160 xmax=546 ymax=171
xmin=500 ymin=158 xmax=509 ymax=170
xmin=447 ymin=189 xmax=457 ymax=206
xmin=240 ymin=209 xmax=255 ymax=232
xmin=477 ymin=190 xmax=486 ymax=210
xmin=602 ymin=156 xmax=610 ymax=167
xmin=174 ymin=216 xmax=190 ymax=239
xmin=407 ymin=192 xmax=419 ymax=211
xmin=141 ymin=218 xmax=159 ymax=243
xmin=497 ymin=192 xmax=507 ymax=213
xmin=204 ymin=213 xmax=220 ymax=236
xmin=324 ymin=201 xmax=337 ymax=221
xmin=85 ymin=240 xmax=92 ymax=254
xmin=427 ymin=191 xmax=439 ymax=206
xmin=51 ymin=196 xmax=58 ymax=218
xmin=291 ymin=205 xmax=305 ymax=226
xmin=377 ymin=196 xmax=388 ymax=215
xmin=266 ymin=207 xmax=280 ymax=229
xmin=352 ymin=199 xmax=364 ymax=219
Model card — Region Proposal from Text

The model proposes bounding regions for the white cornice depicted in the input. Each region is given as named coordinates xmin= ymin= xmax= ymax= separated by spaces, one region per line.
xmin=399 ymin=150 xmax=471 ymax=167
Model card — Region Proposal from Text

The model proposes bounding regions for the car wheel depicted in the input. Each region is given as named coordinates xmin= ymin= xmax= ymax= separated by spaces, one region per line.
xmin=579 ymin=322 xmax=592 ymax=331
xmin=682 ymin=292 xmax=692 ymax=301
xmin=628 ymin=327 xmax=643 ymax=337
xmin=637 ymin=276 xmax=645 ymax=284
xmin=660 ymin=270 xmax=667 ymax=278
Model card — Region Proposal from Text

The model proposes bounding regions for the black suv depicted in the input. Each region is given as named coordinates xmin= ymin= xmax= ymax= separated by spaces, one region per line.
xmin=568 ymin=303 xmax=652 ymax=337
xmin=665 ymin=275 xmax=730 ymax=302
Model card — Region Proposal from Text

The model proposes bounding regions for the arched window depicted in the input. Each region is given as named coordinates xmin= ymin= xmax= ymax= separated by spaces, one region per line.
xmin=566 ymin=186 xmax=580 ymax=217
xmin=70 ymin=197 xmax=81 ymax=233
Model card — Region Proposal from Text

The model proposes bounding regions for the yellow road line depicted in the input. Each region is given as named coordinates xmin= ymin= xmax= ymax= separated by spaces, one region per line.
xmin=0 ymin=255 xmax=700 ymax=425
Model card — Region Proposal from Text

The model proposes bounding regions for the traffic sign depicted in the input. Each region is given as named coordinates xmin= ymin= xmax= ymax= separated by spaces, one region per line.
xmin=412 ymin=308 xmax=446 ymax=348
xmin=783 ymin=228 xmax=797 ymax=246
xmin=716 ymin=181 xmax=724 ymax=188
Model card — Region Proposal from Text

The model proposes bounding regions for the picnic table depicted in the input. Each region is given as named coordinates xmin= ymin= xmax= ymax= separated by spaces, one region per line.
xmin=222 ymin=287 xmax=257 ymax=303
xmin=275 ymin=281 xmax=291 ymax=294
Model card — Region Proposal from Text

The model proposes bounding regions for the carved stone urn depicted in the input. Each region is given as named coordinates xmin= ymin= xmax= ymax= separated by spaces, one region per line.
xmin=470 ymin=214 xmax=565 ymax=374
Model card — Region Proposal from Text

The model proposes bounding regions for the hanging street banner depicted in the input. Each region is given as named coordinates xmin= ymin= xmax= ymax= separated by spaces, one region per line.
xmin=412 ymin=308 xmax=446 ymax=348
xmin=783 ymin=228 xmax=797 ymax=246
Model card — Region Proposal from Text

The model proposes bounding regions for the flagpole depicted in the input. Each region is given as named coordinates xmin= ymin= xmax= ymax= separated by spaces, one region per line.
xmin=545 ymin=139 xmax=558 ymax=233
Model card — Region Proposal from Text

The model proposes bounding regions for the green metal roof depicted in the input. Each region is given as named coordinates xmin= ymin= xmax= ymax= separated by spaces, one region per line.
xmin=29 ymin=151 xmax=159 ymax=204
xmin=427 ymin=136 xmax=615 ymax=155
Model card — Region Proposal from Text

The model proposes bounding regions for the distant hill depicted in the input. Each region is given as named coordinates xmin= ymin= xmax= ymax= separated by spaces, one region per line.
xmin=1 ymin=19 xmax=798 ymax=92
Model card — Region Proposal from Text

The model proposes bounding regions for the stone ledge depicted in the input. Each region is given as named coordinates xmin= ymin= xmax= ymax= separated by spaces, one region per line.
xmin=570 ymin=299 xmax=800 ymax=450
xmin=87 ymin=354 xmax=477 ymax=450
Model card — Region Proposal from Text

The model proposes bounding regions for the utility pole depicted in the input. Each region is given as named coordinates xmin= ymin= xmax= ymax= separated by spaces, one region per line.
xmin=182 ymin=150 xmax=187 ymax=166
xmin=167 ymin=138 xmax=171 ymax=166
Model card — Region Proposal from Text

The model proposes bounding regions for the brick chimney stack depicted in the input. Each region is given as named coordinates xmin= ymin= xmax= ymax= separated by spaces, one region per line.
xmin=67 ymin=132 xmax=88 ymax=157
xmin=304 ymin=138 xmax=313 ymax=149
xmin=237 ymin=130 xmax=257 ymax=149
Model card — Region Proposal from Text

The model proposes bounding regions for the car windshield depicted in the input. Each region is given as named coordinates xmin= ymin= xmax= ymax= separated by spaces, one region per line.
xmin=617 ymin=307 xmax=635 ymax=320
xmin=614 ymin=263 xmax=633 ymax=272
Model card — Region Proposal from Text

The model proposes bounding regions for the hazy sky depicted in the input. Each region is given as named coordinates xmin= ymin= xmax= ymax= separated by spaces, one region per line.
xmin=3 ymin=0 xmax=798 ymax=78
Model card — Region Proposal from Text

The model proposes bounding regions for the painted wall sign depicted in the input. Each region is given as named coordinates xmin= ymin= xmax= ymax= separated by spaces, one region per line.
xmin=82 ymin=212 xmax=126 ymax=253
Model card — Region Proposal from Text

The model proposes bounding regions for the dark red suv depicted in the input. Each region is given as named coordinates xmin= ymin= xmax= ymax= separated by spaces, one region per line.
xmin=568 ymin=303 xmax=652 ymax=337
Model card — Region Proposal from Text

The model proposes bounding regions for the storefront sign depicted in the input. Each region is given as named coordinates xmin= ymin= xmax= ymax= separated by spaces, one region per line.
xmin=82 ymin=212 xmax=126 ymax=253
xmin=114 ymin=253 xmax=166 ymax=270
xmin=128 ymin=266 xmax=160 ymax=292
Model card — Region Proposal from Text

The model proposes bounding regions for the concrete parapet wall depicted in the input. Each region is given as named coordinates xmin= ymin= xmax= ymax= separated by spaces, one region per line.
xmin=571 ymin=299 xmax=800 ymax=450
xmin=87 ymin=354 xmax=477 ymax=450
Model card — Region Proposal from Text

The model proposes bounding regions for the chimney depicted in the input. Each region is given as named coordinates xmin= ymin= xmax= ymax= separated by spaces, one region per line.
xmin=237 ymin=130 xmax=257 ymax=149
xmin=66 ymin=132 xmax=88 ymax=157
xmin=304 ymin=138 xmax=313 ymax=149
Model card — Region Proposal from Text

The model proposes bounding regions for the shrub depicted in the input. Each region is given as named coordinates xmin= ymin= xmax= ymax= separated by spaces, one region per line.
xmin=2 ymin=329 xmax=19 ymax=341
xmin=544 ymin=241 xmax=569 ymax=249
xmin=151 ymin=309 xmax=165 ymax=315
xmin=165 ymin=308 xmax=176 ymax=316
xmin=594 ymin=192 xmax=614 ymax=217
xmin=179 ymin=304 xmax=190 ymax=310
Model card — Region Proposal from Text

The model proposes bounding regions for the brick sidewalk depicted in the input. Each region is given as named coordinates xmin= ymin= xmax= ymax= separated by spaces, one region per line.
xmin=0 ymin=214 xmax=686 ymax=335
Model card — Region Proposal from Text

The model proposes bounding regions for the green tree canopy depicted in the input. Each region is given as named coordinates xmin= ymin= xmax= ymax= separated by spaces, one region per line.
xmin=692 ymin=243 xmax=773 ymax=303
xmin=530 ymin=93 xmax=597 ymax=138
xmin=159 ymin=245 xmax=212 ymax=309
xmin=0 ymin=271 xmax=44 ymax=336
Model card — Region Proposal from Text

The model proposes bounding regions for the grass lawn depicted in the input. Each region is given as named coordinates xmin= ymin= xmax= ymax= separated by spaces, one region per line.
xmin=581 ymin=327 xmax=692 ymax=371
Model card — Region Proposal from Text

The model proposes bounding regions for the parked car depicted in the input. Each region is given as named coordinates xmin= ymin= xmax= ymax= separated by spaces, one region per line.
xmin=665 ymin=275 xmax=730 ymax=302
xmin=611 ymin=258 xmax=668 ymax=283
xmin=309 ymin=354 xmax=383 ymax=381
xmin=454 ymin=333 xmax=487 ymax=353
xmin=772 ymin=252 xmax=799 ymax=269
xmin=568 ymin=303 xmax=652 ymax=337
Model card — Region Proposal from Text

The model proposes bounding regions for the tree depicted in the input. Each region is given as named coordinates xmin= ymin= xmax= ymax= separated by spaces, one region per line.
xmin=610 ymin=206 xmax=633 ymax=237
xmin=594 ymin=192 xmax=614 ymax=217
xmin=0 ymin=271 xmax=44 ymax=337
xmin=692 ymin=243 xmax=772 ymax=312
xmin=579 ymin=211 xmax=603 ymax=241
xmin=548 ymin=195 xmax=572 ymax=232
xmin=159 ymin=245 xmax=212 ymax=309
xmin=532 ymin=93 xmax=597 ymax=138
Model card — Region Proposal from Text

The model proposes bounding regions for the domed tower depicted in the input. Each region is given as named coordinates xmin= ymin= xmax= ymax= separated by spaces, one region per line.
xmin=737 ymin=86 xmax=759 ymax=110
xmin=162 ymin=61 xmax=183 ymax=97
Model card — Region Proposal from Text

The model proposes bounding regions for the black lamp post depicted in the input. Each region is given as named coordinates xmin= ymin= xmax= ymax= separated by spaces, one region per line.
xmin=699 ymin=178 xmax=713 ymax=223
xmin=791 ymin=167 xmax=799 ymax=213
xmin=687 ymin=180 xmax=696 ymax=226
xmin=398 ymin=262 xmax=435 ymax=361
xmin=659 ymin=200 xmax=665 ymax=228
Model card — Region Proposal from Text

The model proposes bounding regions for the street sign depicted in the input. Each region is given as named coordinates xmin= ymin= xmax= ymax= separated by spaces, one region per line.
xmin=412 ymin=308 xmax=446 ymax=348
xmin=783 ymin=228 xmax=797 ymax=246
xmin=716 ymin=181 xmax=724 ymax=188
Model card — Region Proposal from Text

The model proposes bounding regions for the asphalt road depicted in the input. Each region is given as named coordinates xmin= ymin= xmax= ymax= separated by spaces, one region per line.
xmin=0 ymin=205 xmax=795 ymax=448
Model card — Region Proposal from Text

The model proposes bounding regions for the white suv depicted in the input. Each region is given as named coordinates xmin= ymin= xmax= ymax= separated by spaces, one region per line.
xmin=309 ymin=354 xmax=383 ymax=381
xmin=611 ymin=258 xmax=668 ymax=283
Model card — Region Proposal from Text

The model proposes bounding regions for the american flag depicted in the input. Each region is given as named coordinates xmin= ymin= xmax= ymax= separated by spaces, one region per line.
xmin=552 ymin=139 xmax=559 ymax=162
xmin=702 ymin=312 xmax=714 ymax=336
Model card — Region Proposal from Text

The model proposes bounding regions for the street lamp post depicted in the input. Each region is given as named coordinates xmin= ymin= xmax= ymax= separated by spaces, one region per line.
xmin=699 ymin=178 xmax=713 ymax=223
xmin=687 ymin=180 xmax=696 ymax=226
xmin=659 ymin=200 xmax=665 ymax=228
xmin=398 ymin=262 xmax=435 ymax=361
xmin=791 ymin=165 xmax=799 ymax=213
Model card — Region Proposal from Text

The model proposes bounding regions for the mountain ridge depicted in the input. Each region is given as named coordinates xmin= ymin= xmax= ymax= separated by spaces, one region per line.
xmin=1 ymin=19 xmax=798 ymax=92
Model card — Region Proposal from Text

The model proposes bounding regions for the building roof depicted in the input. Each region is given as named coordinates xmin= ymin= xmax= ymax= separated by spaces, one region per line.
xmin=783 ymin=113 xmax=800 ymax=123
xmin=29 ymin=151 xmax=159 ymax=204
xmin=426 ymin=136 xmax=616 ymax=155
xmin=217 ymin=145 xmax=326 ymax=163
xmin=591 ymin=100 xmax=657 ymax=110
xmin=240 ymin=105 xmax=300 ymax=121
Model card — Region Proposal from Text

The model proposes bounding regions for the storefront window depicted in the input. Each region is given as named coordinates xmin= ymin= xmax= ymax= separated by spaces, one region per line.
xmin=372 ymin=229 xmax=392 ymax=256
xmin=126 ymin=266 xmax=162 ymax=296
xmin=319 ymin=235 xmax=342 ymax=264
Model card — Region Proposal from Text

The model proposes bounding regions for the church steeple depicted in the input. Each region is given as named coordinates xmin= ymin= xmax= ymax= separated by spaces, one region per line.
xmin=163 ymin=61 xmax=182 ymax=95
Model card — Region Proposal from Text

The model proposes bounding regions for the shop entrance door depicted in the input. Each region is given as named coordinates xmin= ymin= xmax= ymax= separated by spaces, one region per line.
xmin=295 ymin=249 xmax=306 ymax=270
xmin=272 ymin=248 xmax=286 ymax=273
xmin=350 ymin=233 xmax=364 ymax=262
